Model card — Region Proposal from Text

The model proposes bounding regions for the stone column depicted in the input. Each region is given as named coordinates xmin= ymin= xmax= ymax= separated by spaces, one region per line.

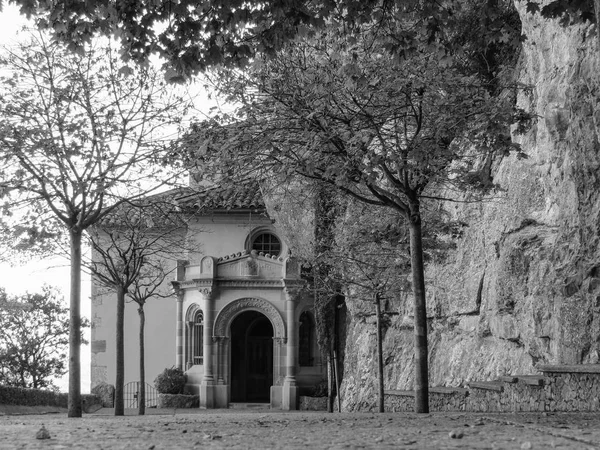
xmin=200 ymin=286 xmax=216 ymax=408
xmin=173 ymin=284 xmax=184 ymax=370
xmin=185 ymin=321 xmax=193 ymax=370
xmin=282 ymin=288 xmax=299 ymax=410
xmin=284 ymin=299 xmax=297 ymax=386
xmin=215 ymin=337 xmax=225 ymax=385
xmin=213 ymin=336 xmax=228 ymax=408
xmin=202 ymin=288 xmax=215 ymax=384
xmin=273 ymin=337 xmax=285 ymax=387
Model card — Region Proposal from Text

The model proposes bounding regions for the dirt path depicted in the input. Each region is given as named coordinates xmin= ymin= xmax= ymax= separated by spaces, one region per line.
xmin=0 ymin=409 xmax=598 ymax=449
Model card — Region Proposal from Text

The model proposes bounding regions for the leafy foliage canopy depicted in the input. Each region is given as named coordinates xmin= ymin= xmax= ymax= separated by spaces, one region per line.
xmin=10 ymin=0 xmax=523 ymax=79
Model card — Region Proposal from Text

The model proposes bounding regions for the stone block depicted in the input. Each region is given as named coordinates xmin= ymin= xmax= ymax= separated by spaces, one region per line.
xmin=299 ymin=396 xmax=328 ymax=411
xmin=282 ymin=384 xmax=299 ymax=410
xmin=158 ymin=393 xmax=199 ymax=409
xmin=199 ymin=384 xmax=215 ymax=408
xmin=82 ymin=394 xmax=103 ymax=413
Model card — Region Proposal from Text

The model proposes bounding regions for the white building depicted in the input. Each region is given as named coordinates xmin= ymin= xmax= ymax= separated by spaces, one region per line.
xmin=91 ymin=182 xmax=324 ymax=409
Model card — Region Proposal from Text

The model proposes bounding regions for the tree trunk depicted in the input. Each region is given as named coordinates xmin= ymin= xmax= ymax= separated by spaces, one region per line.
xmin=375 ymin=292 xmax=385 ymax=413
xmin=327 ymin=352 xmax=334 ymax=413
xmin=313 ymin=182 xmax=341 ymax=413
xmin=114 ymin=285 xmax=126 ymax=416
xmin=595 ymin=0 xmax=600 ymax=54
xmin=68 ymin=229 xmax=82 ymax=418
xmin=138 ymin=305 xmax=146 ymax=416
xmin=408 ymin=200 xmax=429 ymax=413
xmin=332 ymin=293 xmax=340 ymax=412
xmin=333 ymin=349 xmax=341 ymax=412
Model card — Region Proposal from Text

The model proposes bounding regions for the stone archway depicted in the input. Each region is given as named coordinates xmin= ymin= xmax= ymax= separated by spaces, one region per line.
xmin=213 ymin=297 xmax=286 ymax=340
xmin=213 ymin=298 xmax=286 ymax=404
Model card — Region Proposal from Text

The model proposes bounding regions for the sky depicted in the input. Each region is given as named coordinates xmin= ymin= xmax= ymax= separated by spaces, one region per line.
xmin=0 ymin=4 xmax=25 ymax=40
xmin=0 ymin=4 xmax=92 ymax=393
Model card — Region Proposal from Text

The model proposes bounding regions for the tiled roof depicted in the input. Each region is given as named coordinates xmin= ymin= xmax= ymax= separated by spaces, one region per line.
xmin=174 ymin=181 xmax=266 ymax=212
xmin=97 ymin=181 xmax=266 ymax=227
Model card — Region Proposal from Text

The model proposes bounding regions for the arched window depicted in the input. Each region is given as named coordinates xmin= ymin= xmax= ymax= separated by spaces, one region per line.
xmin=299 ymin=311 xmax=315 ymax=367
xmin=187 ymin=310 xmax=204 ymax=368
xmin=251 ymin=232 xmax=282 ymax=256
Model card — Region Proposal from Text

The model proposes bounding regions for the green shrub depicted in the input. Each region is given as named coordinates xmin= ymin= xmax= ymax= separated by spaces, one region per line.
xmin=154 ymin=367 xmax=186 ymax=394
xmin=0 ymin=386 xmax=100 ymax=409
xmin=0 ymin=385 xmax=62 ymax=406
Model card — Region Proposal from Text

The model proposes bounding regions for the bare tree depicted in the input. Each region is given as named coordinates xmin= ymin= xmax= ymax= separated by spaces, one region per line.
xmin=127 ymin=258 xmax=173 ymax=415
xmin=88 ymin=198 xmax=188 ymax=415
xmin=0 ymin=34 xmax=189 ymax=417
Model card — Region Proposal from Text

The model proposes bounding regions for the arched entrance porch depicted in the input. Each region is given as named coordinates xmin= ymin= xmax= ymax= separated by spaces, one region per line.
xmin=230 ymin=311 xmax=273 ymax=402
xmin=206 ymin=297 xmax=295 ymax=409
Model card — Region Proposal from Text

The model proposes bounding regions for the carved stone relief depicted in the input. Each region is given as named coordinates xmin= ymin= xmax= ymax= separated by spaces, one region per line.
xmin=217 ymin=255 xmax=284 ymax=279
xmin=242 ymin=259 xmax=259 ymax=277
xmin=285 ymin=257 xmax=301 ymax=278
xmin=201 ymin=256 xmax=215 ymax=276
xmin=199 ymin=287 xmax=216 ymax=299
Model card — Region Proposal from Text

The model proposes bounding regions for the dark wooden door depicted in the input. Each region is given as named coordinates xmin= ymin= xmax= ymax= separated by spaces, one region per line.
xmin=230 ymin=312 xmax=274 ymax=402
xmin=246 ymin=336 xmax=273 ymax=401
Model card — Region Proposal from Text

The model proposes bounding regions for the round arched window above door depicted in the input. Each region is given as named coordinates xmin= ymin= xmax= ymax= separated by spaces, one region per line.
xmin=251 ymin=232 xmax=282 ymax=257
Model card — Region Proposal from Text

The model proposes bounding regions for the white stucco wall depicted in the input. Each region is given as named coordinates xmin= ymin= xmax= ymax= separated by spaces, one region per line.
xmin=90 ymin=258 xmax=178 ymax=391
xmin=185 ymin=213 xmax=276 ymax=262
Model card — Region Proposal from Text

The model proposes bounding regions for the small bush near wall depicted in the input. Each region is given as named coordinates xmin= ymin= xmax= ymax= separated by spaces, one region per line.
xmin=91 ymin=382 xmax=115 ymax=408
xmin=154 ymin=367 xmax=186 ymax=394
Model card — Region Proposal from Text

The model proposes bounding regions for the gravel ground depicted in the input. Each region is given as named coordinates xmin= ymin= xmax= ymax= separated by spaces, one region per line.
xmin=1 ymin=408 xmax=599 ymax=449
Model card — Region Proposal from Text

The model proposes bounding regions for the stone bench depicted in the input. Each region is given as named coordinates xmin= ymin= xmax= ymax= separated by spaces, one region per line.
xmin=468 ymin=381 xmax=503 ymax=392
xmin=500 ymin=375 xmax=545 ymax=386
xmin=538 ymin=364 xmax=600 ymax=374
xmin=383 ymin=366 xmax=600 ymax=413
xmin=385 ymin=387 xmax=469 ymax=397
xmin=514 ymin=375 xmax=545 ymax=386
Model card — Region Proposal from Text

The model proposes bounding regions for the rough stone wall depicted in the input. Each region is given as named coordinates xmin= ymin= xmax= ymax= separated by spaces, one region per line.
xmin=384 ymin=372 xmax=600 ymax=413
xmin=385 ymin=389 xmax=468 ymax=413
xmin=341 ymin=3 xmax=600 ymax=411
xmin=543 ymin=372 xmax=600 ymax=412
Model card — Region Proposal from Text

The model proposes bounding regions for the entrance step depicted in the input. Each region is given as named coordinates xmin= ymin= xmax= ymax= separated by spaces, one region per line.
xmin=229 ymin=402 xmax=271 ymax=410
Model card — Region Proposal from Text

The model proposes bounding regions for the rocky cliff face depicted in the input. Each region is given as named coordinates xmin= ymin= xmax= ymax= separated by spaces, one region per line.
xmin=340 ymin=3 xmax=600 ymax=411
